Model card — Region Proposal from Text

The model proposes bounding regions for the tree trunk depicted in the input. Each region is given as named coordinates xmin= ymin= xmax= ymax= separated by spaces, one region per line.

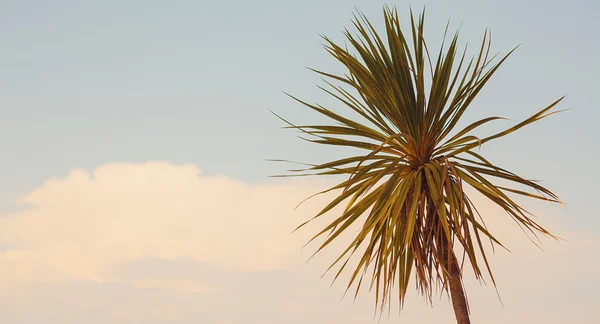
xmin=447 ymin=252 xmax=471 ymax=324
xmin=440 ymin=232 xmax=471 ymax=323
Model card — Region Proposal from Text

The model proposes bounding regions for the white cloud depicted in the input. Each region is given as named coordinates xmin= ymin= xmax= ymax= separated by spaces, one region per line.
xmin=0 ymin=162 xmax=329 ymax=282
xmin=0 ymin=161 xmax=597 ymax=323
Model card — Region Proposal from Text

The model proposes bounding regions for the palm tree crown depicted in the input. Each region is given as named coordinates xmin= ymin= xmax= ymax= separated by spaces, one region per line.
xmin=274 ymin=6 xmax=564 ymax=320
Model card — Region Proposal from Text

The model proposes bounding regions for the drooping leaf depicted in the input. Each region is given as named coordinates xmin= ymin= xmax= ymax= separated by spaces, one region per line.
xmin=273 ymin=5 xmax=564 ymax=313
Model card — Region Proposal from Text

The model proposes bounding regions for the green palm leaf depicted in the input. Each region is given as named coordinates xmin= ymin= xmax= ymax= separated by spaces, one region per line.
xmin=273 ymin=6 xmax=564 ymax=320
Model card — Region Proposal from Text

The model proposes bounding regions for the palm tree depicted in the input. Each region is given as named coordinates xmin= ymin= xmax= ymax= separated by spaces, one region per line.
xmin=273 ymin=6 xmax=564 ymax=324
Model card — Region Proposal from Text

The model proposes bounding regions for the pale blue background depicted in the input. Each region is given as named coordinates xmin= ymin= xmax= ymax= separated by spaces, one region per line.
xmin=0 ymin=0 xmax=597 ymax=225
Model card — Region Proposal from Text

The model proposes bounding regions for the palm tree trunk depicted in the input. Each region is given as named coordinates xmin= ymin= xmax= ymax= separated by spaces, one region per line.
xmin=447 ymin=252 xmax=471 ymax=324
xmin=439 ymin=232 xmax=471 ymax=324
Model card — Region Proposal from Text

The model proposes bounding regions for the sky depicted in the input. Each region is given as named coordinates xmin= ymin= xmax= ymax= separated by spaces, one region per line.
xmin=0 ymin=0 xmax=598 ymax=323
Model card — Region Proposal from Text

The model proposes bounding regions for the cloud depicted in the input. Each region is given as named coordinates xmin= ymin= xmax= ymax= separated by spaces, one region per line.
xmin=0 ymin=161 xmax=597 ymax=323
xmin=0 ymin=162 xmax=324 ymax=283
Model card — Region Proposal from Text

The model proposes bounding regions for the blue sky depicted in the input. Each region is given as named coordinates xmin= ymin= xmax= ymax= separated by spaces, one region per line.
xmin=1 ymin=0 xmax=598 ymax=213
xmin=0 ymin=1 xmax=598 ymax=323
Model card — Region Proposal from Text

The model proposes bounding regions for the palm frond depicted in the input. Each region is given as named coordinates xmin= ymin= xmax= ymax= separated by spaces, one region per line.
xmin=273 ymin=6 xmax=564 ymax=313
